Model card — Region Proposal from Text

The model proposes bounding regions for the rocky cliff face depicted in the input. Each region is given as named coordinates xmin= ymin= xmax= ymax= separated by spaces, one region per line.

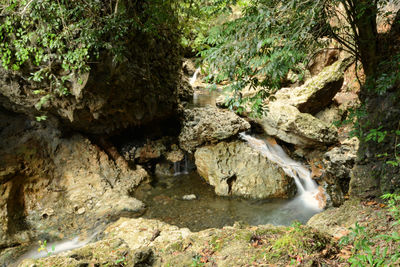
xmin=349 ymin=90 xmax=400 ymax=198
xmin=0 ymin=32 xmax=182 ymax=135
xmin=0 ymin=111 xmax=148 ymax=264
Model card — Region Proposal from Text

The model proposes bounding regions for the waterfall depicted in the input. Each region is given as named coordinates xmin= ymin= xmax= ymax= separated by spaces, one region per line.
xmin=239 ymin=133 xmax=324 ymax=211
xmin=189 ymin=67 xmax=201 ymax=86
xmin=173 ymin=154 xmax=189 ymax=176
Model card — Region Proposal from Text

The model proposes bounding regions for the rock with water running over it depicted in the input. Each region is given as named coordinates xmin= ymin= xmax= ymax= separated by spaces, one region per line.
xmin=194 ymin=140 xmax=296 ymax=199
xmin=179 ymin=106 xmax=251 ymax=152
xmin=19 ymin=238 xmax=155 ymax=266
xmin=255 ymin=102 xmax=338 ymax=147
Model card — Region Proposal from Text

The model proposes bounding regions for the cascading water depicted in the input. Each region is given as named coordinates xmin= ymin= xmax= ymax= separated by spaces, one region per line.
xmin=189 ymin=67 xmax=201 ymax=86
xmin=14 ymin=228 xmax=102 ymax=265
xmin=239 ymin=132 xmax=325 ymax=211
xmin=173 ymin=154 xmax=189 ymax=176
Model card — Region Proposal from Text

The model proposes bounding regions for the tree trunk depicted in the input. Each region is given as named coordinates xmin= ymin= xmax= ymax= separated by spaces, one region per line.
xmin=347 ymin=0 xmax=379 ymax=80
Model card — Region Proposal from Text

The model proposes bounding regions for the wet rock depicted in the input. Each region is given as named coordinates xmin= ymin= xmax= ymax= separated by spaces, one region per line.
xmin=274 ymin=57 xmax=352 ymax=114
xmin=194 ymin=141 xmax=296 ymax=199
xmin=166 ymin=145 xmax=185 ymax=163
xmin=256 ymin=102 xmax=338 ymax=147
xmin=155 ymin=161 xmax=175 ymax=177
xmin=177 ymin=73 xmax=194 ymax=103
xmin=179 ymin=106 xmax=250 ymax=152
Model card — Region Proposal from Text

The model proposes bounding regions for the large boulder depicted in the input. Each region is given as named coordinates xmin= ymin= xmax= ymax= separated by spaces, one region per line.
xmin=179 ymin=106 xmax=251 ymax=152
xmin=256 ymin=102 xmax=338 ymax=147
xmin=274 ymin=57 xmax=353 ymax=114
xmin=194 ymin=140 xmax=296 ymax=199
xmin=0 ymin=111 xmax=148 ymax=260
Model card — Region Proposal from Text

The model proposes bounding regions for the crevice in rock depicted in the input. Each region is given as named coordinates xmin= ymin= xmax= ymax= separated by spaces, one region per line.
xmin=91 ymin=136 xmax=125 ymax=163
xmin=227 ymin=175 xmax=237 ymax=195
xmin=6 ymin=174 xmax=29 ymax=235
xmin=0 ymin=241 xmax=21 ymax=250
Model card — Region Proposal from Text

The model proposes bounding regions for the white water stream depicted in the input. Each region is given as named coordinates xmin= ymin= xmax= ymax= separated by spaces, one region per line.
xmin=13 ymin=229 xmax=101 ymax=266
xmin=240 ymin=133 xmax=324 ymax=211
xmin=189 ymin=67 xmax=201 ymax=85
xmin=173 ymin=154 xmax=189 ymax=176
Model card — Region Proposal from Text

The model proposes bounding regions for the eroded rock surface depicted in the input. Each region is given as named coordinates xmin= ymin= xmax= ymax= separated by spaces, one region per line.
xmin=274 ymin=57 xmax=352 ymax=114
xmin=194 ymin=140 xmax=296 ymax=199
xmin=0 ymin=29 xmax=182 ymax=135
xmin=179 ymin=106 xmax=250 ymax=152
xmin=256 ymin=102 xmax=338 ymax=147
xmin=0 ymin=111 xmax=147 ymax=261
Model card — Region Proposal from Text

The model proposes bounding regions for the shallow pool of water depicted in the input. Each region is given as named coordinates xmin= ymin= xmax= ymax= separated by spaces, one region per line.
xmin=134 ymin=172 xmax=321 ymax=232
xmin=189 ymin=88 xmax=222 ymax=108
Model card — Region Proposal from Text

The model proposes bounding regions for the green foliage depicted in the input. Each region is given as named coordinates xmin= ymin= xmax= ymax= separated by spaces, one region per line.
xmin=177 ymin=0 xmax=234 ymax=52
xmin=368 ymin=53 xmax=400 ymax=95
xmin=381 ymin=193 xmax=400 ymax=223
xmin=197 ymin=0 xmax=399 ymax=115
xmin=365 ymin=126 xmax=387 ymax=143
xmin=0 ymin=0 xmax=177 ymax=114
xmin=37 ymin=240 xmax=55 ymax=257
xmin=200 ymin=0 xmax=328 ymax=115
xmin=191 ymin=254 xmax=205 ymax=266
xmin=114 ymin=256 xmax=127 ymax=265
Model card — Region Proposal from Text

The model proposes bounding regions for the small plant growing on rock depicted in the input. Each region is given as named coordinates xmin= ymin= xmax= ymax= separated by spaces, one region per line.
xmin=37 ymin=240 xmax=55 ymax=257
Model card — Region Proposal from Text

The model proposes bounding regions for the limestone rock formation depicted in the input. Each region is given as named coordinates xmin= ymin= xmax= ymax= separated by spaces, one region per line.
xmin=307 ymin=49 xmax=340 ymax=76
xmin=194 ymin=141 xmax=296 ymax=199
xmin=0 ymin=111 xmax=148 ymax=256
xmin=274 ymin=57 xmax=353 ymax=114
xmin=323 ymin=138 xmax=358 ymax=187
xmin=315 ymin=104 xmax=342 ymax=125
xmin=179 ymin=106 xmax=251 ymax=152
xmin=256 ymin=102 xmax=338 ymax=147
